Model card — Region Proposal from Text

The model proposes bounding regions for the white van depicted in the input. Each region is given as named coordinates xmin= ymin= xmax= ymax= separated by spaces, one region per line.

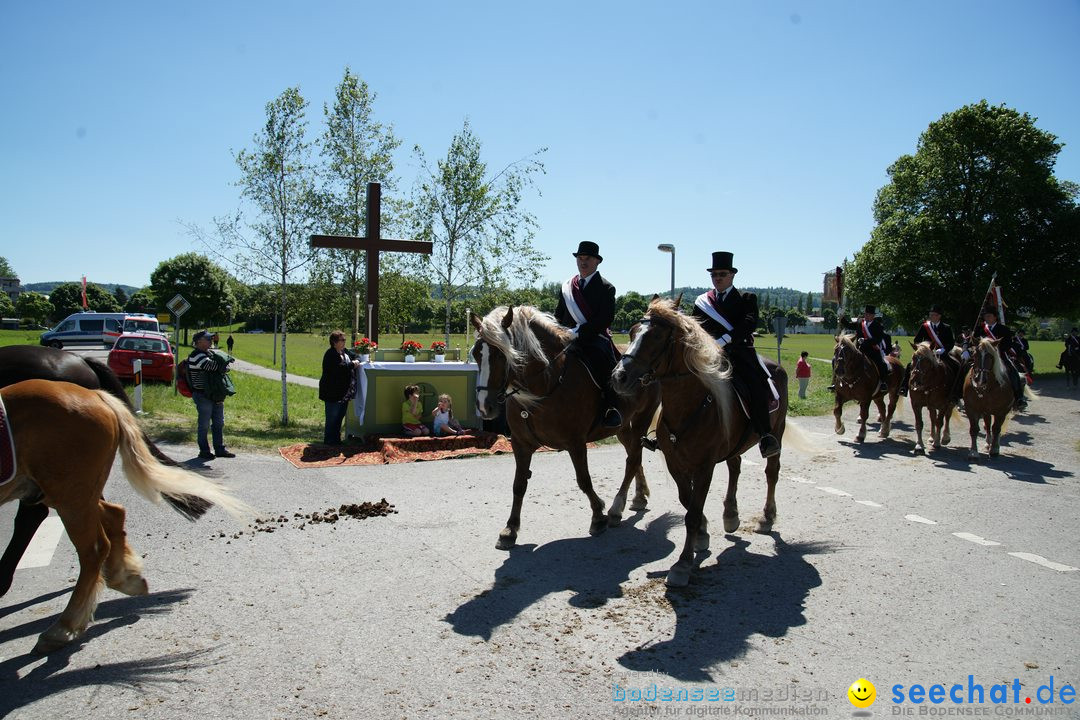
xmin=122 ymin=314 xmax=164 ymax=337
xmin=39 ymin=312 xmax=128 ymax=349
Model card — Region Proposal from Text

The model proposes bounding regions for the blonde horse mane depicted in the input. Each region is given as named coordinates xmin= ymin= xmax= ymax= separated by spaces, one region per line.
xmin=646 ymin=298 xmax=736 ymax=425
xmin=912 ymin=341 xmax=944 ymax=368
xmin=975 ymin=337 xmax=1009 ymax=386
xmin=478 ymin=305 xmax=571 ymax=371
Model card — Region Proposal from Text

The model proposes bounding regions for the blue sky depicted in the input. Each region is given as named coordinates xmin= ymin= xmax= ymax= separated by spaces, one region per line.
xmin=2 ymin=1 xmax=1078 ymax=297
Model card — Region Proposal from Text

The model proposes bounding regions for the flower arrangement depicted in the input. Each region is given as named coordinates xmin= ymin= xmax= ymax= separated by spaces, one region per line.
xmin=354 ymin=338 xmax=377 ymax=353
xmin=401 ymin=340 xmax=424 ymax=354
xmin=430 ymin=341 xmax=447 ymax=354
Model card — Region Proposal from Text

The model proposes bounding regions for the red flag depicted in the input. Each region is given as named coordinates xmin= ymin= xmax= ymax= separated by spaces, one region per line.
xmin=984 ymin=281 xmax=1007 ymax=324
xmin=81 ymin=276 xmax=88 ymax=310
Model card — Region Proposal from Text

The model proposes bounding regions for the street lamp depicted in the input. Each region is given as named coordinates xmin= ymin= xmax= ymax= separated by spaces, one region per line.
xmin=657 ymin=244 xmax=675 ymax=300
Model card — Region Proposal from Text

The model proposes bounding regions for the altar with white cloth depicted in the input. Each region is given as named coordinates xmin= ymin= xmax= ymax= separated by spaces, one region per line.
xmin=345 ymin=361 xmax=479 ymax=438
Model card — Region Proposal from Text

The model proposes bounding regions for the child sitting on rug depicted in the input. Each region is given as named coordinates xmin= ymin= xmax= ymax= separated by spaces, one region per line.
xmin=431 ymin=393 xmax=465 ymax=436
xmin=401 ymin=385 xmax=430 ymax=437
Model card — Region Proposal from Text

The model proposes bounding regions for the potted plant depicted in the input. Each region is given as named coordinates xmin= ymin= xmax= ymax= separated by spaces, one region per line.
xmin=430 ymin=340 xmax=447 ymax=362
xmin=401 ymin=340 xmax=423 ymax=362
xmin=354 ymin=337 xmax=377 ymax=363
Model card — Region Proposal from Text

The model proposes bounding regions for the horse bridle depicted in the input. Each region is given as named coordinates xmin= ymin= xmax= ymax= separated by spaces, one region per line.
xmin=473 ymin=335 xmax=569 ymax=407
xmin=620 ymin=315 xmax=695 ymax=386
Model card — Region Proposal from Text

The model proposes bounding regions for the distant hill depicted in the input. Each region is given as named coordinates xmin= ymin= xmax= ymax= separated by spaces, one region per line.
xmin=21 ymin=281 xmax=142 ymax=296
xmin=665 ymin=286 xmax=819 ymax=310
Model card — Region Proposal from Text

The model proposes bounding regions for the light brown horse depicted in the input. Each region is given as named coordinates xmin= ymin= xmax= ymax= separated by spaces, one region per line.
xmin=611 ymin=298 xmax=795 ymax=587
xmin=0 ymin=379 xmax=250 ymax=653
xmin=831 ymin=334 xmax=903 ymax=443
xmin=963 ymin=337 xmax=1021 ymax=459
xmin=907 ymin=342 xmax=960 ymax=454
xmin=470 ymin=306 xmax=660 ymax=550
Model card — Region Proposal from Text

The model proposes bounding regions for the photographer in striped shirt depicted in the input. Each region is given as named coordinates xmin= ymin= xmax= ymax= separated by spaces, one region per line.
xmin=188 ymin=330 xmax=236 ymax=460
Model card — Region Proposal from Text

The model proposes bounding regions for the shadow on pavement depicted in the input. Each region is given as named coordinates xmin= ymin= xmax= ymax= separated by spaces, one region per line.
xmin=0 ymin=589 xmax=208 ymax=718
xmin=617 ymin=532 xmax=833 ymax=682
xmin=445 ymin=513 xmax=680 ymax=641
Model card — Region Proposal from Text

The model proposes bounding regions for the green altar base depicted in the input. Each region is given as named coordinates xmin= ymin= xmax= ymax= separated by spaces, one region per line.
xmin=345 ymin=360 xmax=479 ymax=438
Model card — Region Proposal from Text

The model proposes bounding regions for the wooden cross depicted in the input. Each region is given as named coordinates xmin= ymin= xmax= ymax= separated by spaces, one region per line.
xmin=310 ymin=182 xmax=432 ymax=345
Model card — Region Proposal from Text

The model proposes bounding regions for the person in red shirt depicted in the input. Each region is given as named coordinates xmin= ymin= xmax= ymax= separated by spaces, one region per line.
xmin=796 ymin=351 xmax=812 ymax=399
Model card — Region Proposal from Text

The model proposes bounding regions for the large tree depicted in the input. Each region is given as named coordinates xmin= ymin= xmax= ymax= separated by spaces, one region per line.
xmin=409 ymin=120 xmax=547 ymax=343
xmin=149 ymin=253 xmax=235 ymax=333
xmin=314 ymin=68 xmax=402 ymax=340
xmin=48 ymin=282 xmax=122 ymax=318
xmin=848 ymin=101 xmax=1080 ymax=328
xmin=202 ymin=87 xmax=318 ymax=424
xmin=16 ymin=291 xmax=53 ymax=326
xmin=0 ymin=257 xmax=15 ymax=277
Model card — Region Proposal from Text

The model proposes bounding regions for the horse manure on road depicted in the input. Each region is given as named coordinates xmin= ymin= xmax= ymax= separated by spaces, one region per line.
xmin=212 ymin=499 xmax=397 ymax=540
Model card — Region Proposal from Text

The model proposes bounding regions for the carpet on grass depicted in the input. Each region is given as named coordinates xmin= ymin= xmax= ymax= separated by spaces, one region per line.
xmin=279 ymin=431 xmax=526 ymax=468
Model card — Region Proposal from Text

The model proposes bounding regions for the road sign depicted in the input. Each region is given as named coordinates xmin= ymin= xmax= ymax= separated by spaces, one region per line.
xmin=773 ymin=315 xmax=787 ymax=342
xmin=166 ymin=293 xmax=190 ymax=317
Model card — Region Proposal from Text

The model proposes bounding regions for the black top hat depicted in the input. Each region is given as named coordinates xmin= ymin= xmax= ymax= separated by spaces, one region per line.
xmin=929 ymin=304 xmax=943 ymax=314
xmin=707 ymin=251 xmax=737 ymax=273
xmin=572 ymin=241 xmax=603 ymax=262
xmin=863 ymin=305 xmax=877 ymax=315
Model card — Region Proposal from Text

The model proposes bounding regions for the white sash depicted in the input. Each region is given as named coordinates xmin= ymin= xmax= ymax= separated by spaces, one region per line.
xmin=923 ymin=321 xmax=944 ymax=350
xmin=862 ymin=318 xmax=886 ymax=361
xmin=694 ymin=292 xmax=733 ymax=346
xmin=860 ymin=319 xmax=873 ymax=341
xmin=982 ymin=322 xmax=997 ymax=340
xmin=561 ymin=277 xmax=588 ymax=328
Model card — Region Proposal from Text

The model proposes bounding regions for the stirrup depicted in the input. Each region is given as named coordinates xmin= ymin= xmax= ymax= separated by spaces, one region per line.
xmin=640 ymin=435 xmax=659 ymax=452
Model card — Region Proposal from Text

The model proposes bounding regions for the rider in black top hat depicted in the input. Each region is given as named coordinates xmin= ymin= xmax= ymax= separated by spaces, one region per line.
xmin=690 ymin=251 xmax=782 ymax=459
xmin=899 ymin=304 xmax=958 ymax=397
xmin=972 ymin=306 xmax=1027 ymax=411
xmin=1057 ymin=328 xmax=1079 ymax=369
xmin=554 ymin=241 xmax=622 ymax=428
xmin=836 ymin=304 xmax=891 ymax=395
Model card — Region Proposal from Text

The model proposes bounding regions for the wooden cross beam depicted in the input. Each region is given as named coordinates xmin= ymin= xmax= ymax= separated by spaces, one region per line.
xmin=310 ymin=182 xmax=432 ymax=345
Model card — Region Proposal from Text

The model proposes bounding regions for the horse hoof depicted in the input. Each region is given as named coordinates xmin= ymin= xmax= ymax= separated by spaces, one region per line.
xmin=835 ymin=425 xmax=845 ymax=436
xmin=629 ymin=498 xmax=648 ymax=512
xmin=989 ymin=448 xmax=1000 ymax=457
xmin=33 ymin=622 xmax=82 ymax=654
xmin=913 ymin=446 xmax=924 ymax=455
xmin=607 ymin=512 xmax=623 ymax=527
xmin=665 ymin=565 xmax=691 ymax=588
xmin=589 ymin=517 xmax=608 ymax=536
xmin=757 ymin=516 xmax=775 ymax=533
xmin=496 ymin=529 xmax=517 ymax=551
xmin=694 ymin=531 xmax=711 ymax=553
xmin=723 ymin=514 xmax=739 ymax=533
xmin=110 ymin=575 xmax=149 ymax=596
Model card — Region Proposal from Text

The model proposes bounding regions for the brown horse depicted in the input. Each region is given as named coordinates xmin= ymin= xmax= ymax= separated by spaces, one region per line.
xmin=1063 ymin=351 xmax=1080 ymax=389
xmin=831 ymin=334 xmax=903 ymax=443
xmin=470 ymin=306 xmax=660 ymax=550
xmin=611 ymin=297 xmax=796 ymax=587
xmin=0 ymin=379 xmax=250 ymax=653
xmin=963 ymin=338 xmax=1025 ymax=459
xmin=907 ymin=342 xmax=960 ymax=454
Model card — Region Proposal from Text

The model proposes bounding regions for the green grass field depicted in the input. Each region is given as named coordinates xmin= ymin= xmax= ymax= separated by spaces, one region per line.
xmin=0 ymin=328 xmax=1070 ymax=452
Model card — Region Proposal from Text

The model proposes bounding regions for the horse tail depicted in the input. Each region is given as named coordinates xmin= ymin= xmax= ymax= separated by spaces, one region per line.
xmin=94 ymin=390 xmax=253 ymax=522
xmin=779 ymin=418 xmax=822 ymax=455
xmin=83 ymin=356 xmax=185 ymax=471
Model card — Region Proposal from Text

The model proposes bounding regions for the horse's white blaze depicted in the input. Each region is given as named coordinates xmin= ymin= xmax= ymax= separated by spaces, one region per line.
xmin=476 ymin=343 xmax=492 ymax=415
xmin=617 ymin=322 xmax=649 ymax=377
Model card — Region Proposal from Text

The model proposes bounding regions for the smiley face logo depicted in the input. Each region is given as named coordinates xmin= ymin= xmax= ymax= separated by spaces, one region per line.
xmin=848 ymin=678 xmax=876 ymax=708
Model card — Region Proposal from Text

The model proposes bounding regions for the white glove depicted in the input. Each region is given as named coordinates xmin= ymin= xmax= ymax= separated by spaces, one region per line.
xmin=961 ymin=350 xmax=970 ymax=361
xmin=934 ymin=348 xmax=945 ymax=356
xmin=569 ymin=328 xmax=580 ymax=339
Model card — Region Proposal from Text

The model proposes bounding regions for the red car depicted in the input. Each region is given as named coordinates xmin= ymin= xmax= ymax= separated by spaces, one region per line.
xmin=107 ymin=332 xmax=176 ymax=383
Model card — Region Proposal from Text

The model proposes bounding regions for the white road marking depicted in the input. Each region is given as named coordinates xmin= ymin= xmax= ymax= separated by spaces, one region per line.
xmin=905 ymin=514 xmax=937 ymax=525
xmin=854 ymin=500 xmax=882 ymax=507
xmin=16 ymin=517 xmax=65 ymax=569
xmin=1008 ymin=553 xmax=1078 ymax=573
xmin=790 ymin=476 xmax=816 ymax=484
xmin=953 ymin=532 xmax=1001 ymax=547
xmin=818 ymin=487 xmax=852 ymax=497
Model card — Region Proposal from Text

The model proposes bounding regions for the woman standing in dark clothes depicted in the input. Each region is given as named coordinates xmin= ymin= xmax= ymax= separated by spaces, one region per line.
xmin=319 ymin=330 xmax=360 ymax=445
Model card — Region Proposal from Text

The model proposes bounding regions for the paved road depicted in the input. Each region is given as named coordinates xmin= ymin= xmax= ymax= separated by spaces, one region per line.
xmin=1 ymin=378 xmax=1078 ymax=718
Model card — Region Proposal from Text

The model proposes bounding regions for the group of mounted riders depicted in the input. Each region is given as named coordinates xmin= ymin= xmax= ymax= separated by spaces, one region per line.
xmin=552 ymin=241 xmax=1078 ymax=457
